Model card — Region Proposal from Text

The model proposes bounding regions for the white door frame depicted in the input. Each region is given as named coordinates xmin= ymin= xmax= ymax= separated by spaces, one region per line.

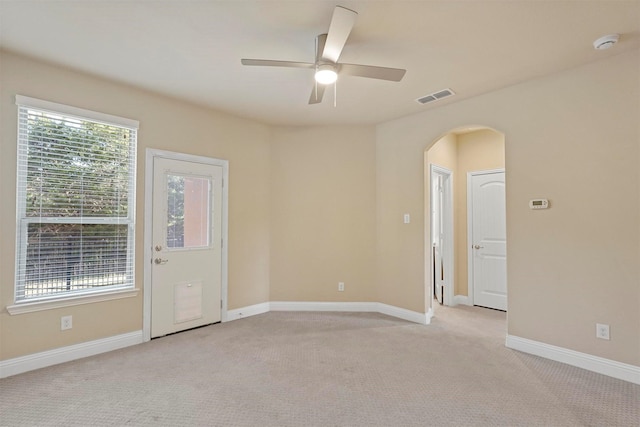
xmin=429 ymin=164 xmax=454 ymax=307
xmin=143 ymin=149 xmax=229 ymax=342
xmin=466 ymin=168 xmax=505 ymax=307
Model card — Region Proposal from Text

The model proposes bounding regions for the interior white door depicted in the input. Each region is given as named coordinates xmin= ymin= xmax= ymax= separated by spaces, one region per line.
xmin=432 ymin=174 xmax=444 ymax=303
xmin=151 ymin=157 xmax=223 ymax=338
xmin=470 ymin=171 xmax=507 ymax=311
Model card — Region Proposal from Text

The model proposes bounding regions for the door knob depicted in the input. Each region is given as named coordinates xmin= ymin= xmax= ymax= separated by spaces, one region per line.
xmin=154 ymin=258 xmax=168 ymax=265
xmin=473 ymin=245 xmax=484 ymax=250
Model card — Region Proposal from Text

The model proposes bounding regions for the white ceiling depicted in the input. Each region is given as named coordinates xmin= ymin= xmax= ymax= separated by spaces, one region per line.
xmin=1 ymin=1 xmax=638 ymax=126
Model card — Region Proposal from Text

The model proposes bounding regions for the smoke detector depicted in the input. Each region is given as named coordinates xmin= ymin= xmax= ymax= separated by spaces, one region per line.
xmin=593 ymin=34 xmax=619 ymax=50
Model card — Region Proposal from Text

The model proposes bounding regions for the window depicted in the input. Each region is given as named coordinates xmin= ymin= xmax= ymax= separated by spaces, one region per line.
xmin=15 ymin=96 xmax=138 ymax=303
xmin=166 ymin=173 xmax=211 ymax=249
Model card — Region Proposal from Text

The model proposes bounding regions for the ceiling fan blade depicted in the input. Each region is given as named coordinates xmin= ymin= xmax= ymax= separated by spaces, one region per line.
xmin=241 ymin=59 xmax=315 ymax=69
xmin=322 ymin=6 xmax=357 ymax=63
xmin=309 ymin=83 xmax=326 ymax=104
xmin=339 ymin=63 xmax=406 ymax=82
xmin=315 ymin=34 xmax=327 ymax=63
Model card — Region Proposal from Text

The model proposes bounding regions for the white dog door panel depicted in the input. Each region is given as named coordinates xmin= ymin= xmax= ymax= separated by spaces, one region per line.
xmin=174 ymin=281 xmax=203 ymax=324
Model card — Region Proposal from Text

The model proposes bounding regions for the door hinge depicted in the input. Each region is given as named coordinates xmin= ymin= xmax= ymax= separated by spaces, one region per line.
xmin=220 ymin=300 xmax=223 ymax=309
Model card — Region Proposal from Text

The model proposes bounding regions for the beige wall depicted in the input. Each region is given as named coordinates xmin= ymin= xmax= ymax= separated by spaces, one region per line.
xmin=0 ymin=51 xmax=271 ymax=360
xmin=426 ymin=130 xmax=505 ymax=297
xmin=427 ymin=133 xmax=458 ymax=172
xmin=1 ymin=47 xmax=638 ymax=370
xmin=270 ymin=126 xmax=376 ymax=302
xmin=377 ymin=49 xmax=640 ymax=365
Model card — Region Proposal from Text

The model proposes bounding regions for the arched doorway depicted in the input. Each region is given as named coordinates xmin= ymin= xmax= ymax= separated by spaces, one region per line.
xmin=424 ymin=126 xmax=506 ymax=315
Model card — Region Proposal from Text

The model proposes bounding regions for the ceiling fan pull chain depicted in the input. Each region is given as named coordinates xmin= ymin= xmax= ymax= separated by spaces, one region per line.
xmin=334 ymin=80 xmax=337 ymax=108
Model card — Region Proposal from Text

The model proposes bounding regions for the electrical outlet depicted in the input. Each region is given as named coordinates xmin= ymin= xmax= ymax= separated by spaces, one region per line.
xmin=338 ymin=282 xmax=345 ymax=292
xmin=61 ymin=315 xmax=73 ymax=331
xmin=596 ymin=323 xmax=610 ymax=340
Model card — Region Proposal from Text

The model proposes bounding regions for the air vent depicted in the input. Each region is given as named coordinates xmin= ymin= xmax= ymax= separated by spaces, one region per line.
xmin=416 ymin=88 xmax=455 ymax=105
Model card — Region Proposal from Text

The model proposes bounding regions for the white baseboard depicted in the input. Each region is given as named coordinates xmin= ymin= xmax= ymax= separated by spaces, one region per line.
xmin=270 ymin=301 xmax=378 ymax=313
xmin=0 ymin=330 xmax=143 ymax=379
xmin=225 ymin=302 xmax=270 ymax=321
xmin=425 ymin=307 xmax=434 ymax=324
xmin=269 ymin=301 xmax=428 ymax=325
xmin=453 ymin=295 xmax=471 ymax=306
xmin=506 ymin=335 xmax=640 ymax=385
xmin=377 ymin=303 xmax=429 ymax=324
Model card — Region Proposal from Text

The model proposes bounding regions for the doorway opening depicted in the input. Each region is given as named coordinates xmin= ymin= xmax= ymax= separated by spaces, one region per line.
xmin=430 ymin=164 xmax=453 ymax=306
xmin=424 ymin=127 xmax=506 ymax=316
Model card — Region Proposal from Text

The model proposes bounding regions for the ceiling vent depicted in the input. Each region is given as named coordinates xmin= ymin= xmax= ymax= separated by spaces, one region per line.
xmin=416 ymin=88 xmax=455 ymax=105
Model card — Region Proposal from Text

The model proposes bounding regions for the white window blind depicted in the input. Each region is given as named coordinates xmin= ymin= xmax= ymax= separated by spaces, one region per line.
xmin=15 ymin=96 xmax=138 ymax=302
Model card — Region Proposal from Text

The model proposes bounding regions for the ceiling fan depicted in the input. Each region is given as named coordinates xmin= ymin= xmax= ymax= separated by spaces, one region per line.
xmin=241 ymin=5 xmax=406 ymax=105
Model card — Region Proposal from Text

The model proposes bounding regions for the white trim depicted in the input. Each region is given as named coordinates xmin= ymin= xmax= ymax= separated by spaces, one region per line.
xmin=220 ymin=162 xmax=230 ymax=322
xmin=429 ymin=164 xmax=454 ymax=308
xmin=226 ymin=302 xmax=270 ymax=321
xmin=378 ymin=303 xmax=430 ymax=324
xmin=143 ymin=149 xmax=229 ymax=342
xmin=270 ymin=301 xmax=378 ymax=312
xmin=15 ymin=95 xmax=139 ymax=129
xmin=269 ymin=301 xmax=428 ymax=325
xmin=506 ymin=335 xmax=640 ymax=385
xmin=467 ymin=168 xmax=506 ymax=307
xmin=425 ymin=307 xmax=434 ymax=324
xmin=0 ymin=331 xmax=143 ymax=379
xmin=466 ymin=172 xmax=474 ymax=305
xmin=143 ymin=151 xmax=154 ymax=342
xmin=453 ymin=295 xmax=471 ymax=306
xmin=6 ymin=288 xmax=139 ymax=315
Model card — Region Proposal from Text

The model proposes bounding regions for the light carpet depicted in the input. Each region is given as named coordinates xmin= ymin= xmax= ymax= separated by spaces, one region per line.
xmin=0 ymin=305 xmax=638 ymax=426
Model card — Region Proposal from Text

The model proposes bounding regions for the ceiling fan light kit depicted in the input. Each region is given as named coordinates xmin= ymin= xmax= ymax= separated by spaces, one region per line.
xmin=315 ymin=65 xmax=338 ymax=84
xmin=241 ymin=5 xmax=406 ymax=105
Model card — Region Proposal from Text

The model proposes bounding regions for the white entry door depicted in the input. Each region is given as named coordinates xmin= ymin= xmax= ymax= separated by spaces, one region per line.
xmin=151 ymin=156 xmax=223 ymax=338
xmin=470 ymin=170 xmax=507 ymax=311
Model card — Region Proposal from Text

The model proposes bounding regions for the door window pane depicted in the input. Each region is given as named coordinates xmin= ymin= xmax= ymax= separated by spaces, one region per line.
xmin=166 ymin=174 xmax=211 ymax=248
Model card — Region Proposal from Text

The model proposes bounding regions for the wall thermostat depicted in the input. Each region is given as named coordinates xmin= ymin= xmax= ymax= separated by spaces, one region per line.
xmin=529 ymin=199 xmax=549 ymax=209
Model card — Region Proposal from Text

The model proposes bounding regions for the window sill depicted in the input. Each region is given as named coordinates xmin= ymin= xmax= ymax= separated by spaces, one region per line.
xmin=6 ymin=288 xmax=139 ymax=315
